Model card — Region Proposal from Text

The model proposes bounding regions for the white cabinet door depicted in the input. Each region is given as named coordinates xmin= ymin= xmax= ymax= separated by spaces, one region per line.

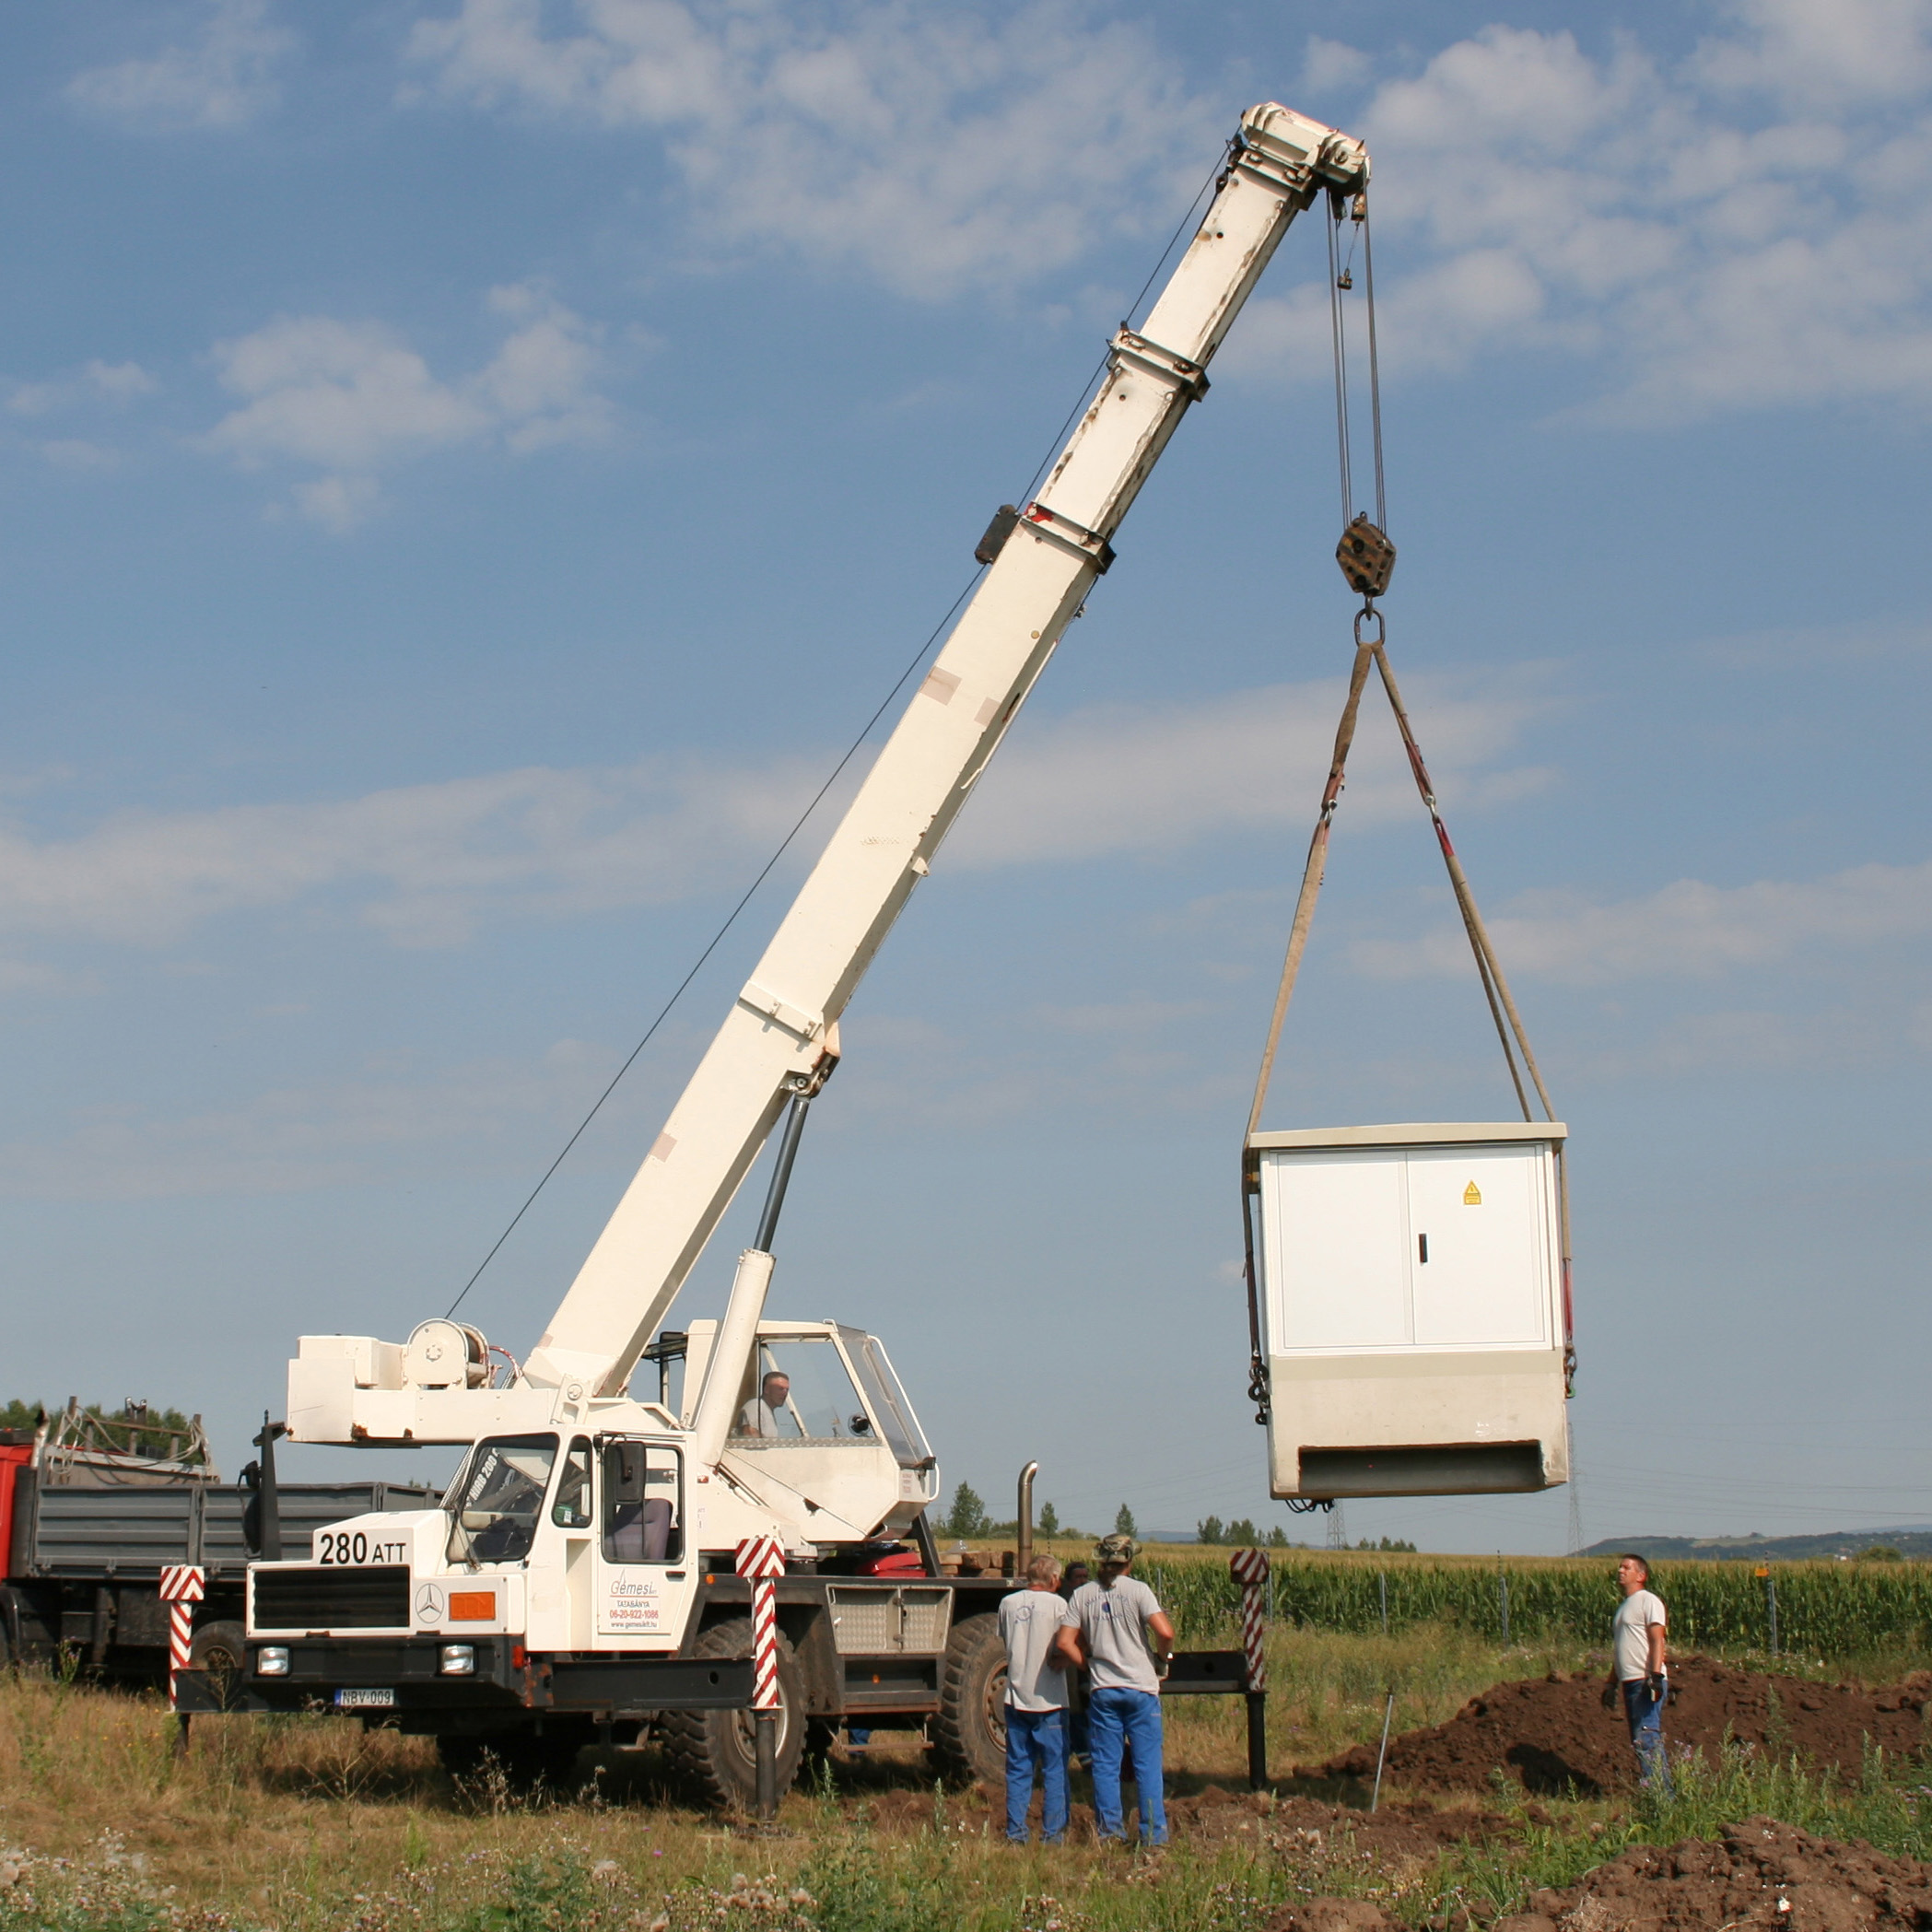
xmin=1405 ymin=1147 xmax=1549 ymax=1347
xmin=1268 ymin=1151 xmax=1411 ymax=1349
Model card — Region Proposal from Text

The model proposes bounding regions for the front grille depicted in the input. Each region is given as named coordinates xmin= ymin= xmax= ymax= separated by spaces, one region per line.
xmin=253 ymin=1564 xmax=410 ymax=1631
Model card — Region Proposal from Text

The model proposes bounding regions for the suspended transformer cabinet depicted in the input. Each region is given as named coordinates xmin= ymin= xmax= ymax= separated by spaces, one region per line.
xmin=1247 ymin=1122 xmax=1571 ymax=1500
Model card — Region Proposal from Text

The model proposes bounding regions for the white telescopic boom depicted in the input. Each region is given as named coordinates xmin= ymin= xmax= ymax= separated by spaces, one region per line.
xmin=521 ymin=103 xmax=1369 ymax=1399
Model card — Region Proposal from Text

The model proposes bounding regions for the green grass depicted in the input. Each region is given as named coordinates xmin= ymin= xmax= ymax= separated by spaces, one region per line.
xmin=3 ymin=1607 xmax=1929 ymax=1932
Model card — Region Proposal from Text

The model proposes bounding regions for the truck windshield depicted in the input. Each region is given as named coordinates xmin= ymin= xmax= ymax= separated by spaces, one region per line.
xmin=445 ymin=1434 xmax=557 ymax=1564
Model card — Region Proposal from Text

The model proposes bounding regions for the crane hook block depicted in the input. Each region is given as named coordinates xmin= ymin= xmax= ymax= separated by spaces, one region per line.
xmin=1336 ymin=513 xmax=1395 ymax=599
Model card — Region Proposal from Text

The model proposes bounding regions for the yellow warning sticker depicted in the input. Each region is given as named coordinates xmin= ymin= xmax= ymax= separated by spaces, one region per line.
xmin=1463 ymin=1181 xmax=1482 ymax=1205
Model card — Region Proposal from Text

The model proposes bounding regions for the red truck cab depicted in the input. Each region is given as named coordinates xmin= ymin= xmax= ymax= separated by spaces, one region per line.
xmin=0 ymin=1437 xmax=34 ymax=1575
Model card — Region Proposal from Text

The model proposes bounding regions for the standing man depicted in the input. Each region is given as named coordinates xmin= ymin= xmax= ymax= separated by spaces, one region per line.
xmin=1602 ymin=1551 xmax=1669 ymax=1789
xmin=999 ymin=1553 xmax=1076 ymax=1844
xmin=1057 ymin=1533 xmax=1175 ymax=1846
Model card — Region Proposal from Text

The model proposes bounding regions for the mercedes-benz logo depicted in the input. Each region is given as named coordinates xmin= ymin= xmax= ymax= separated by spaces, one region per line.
xmin=414 ymin=1583 xmax=446 ymax=1623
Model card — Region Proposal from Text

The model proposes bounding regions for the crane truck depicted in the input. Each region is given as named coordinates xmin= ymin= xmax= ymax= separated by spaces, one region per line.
xmin=215 ymin=100 xmax=1370 ymax=1806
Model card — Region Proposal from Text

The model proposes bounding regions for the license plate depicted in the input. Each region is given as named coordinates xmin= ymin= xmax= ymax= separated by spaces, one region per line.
xmin=334 ymin=1687 xmax=396 ymax=1709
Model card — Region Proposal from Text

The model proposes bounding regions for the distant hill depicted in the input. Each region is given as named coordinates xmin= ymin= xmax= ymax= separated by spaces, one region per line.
xmin=1580 ymin=1528 xmax=1932 ymax=1563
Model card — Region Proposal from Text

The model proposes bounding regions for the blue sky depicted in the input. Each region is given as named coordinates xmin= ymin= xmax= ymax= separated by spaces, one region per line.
xmin=4 ymin=0 xmax=1929 ymax=1553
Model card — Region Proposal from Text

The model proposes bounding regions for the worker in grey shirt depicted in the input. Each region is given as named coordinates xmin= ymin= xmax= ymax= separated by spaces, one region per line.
xmin=1055 ymin=1533 xmax=1175 ymax=1845
xmin=998 ymin=1554 xmax=1076 ymax=1843
xmin=1601 ymin=1551 xmax=1669 ymax=1789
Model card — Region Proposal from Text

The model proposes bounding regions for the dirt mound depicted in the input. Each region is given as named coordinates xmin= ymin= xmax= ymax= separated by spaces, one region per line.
xmin=1268 ymin=1818 xmax=1932 ymax=1930
xmin=1307 ymin=1659 xmax=1932 ymax=1796
xmin=1497 ymin=1816 xmax=1932 ymax=1929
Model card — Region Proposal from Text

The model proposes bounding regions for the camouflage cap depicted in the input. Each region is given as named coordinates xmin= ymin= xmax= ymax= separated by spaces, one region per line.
xmin=1095 ymin=1532 xmax=1137 ymax=1566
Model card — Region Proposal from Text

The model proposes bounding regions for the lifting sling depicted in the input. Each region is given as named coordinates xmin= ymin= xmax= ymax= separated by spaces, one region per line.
xmin=1240 ymin=190 xmax=1575 ymax=1452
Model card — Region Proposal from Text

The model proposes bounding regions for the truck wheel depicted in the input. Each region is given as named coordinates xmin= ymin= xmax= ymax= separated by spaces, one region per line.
xmin=659 ymin=1617 xmax=805 ymax=1811
xmin=933 ymin=1612 xmax=1007 ymax=1786
xmin=189 ymin=1620 xmax=248 ymax=1699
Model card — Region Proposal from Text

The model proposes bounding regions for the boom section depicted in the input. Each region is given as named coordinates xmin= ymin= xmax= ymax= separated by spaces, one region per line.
xmin=523 ymin=103 xmax=1368 ymax=1396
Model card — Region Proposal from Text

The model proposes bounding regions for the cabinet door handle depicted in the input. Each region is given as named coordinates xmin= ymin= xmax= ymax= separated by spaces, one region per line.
xmin=1418 ymin=1234 xmax=1429 ymax=1264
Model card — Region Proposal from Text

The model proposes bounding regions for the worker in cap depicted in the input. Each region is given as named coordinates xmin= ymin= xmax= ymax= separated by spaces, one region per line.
xmin=1055 ymin=1532 xmax=1175 ymax=1845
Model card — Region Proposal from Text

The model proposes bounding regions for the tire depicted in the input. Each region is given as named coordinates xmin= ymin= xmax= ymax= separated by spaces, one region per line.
xmin=659 ymin=1617 xmax=806 ymax=1811
xmin=933 ymin=1612 xmax=1007 ymax=1786
xmin=189 ymin=1619 xmax=247 ymax=1701
xmin=437 ymin=1728 xmax=588 ymax=1793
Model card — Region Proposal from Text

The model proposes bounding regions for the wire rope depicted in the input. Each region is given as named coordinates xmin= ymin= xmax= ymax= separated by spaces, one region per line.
xmin=1326 ymin=210 xmax=1353 ymax=525
xmin=447 ymin=152 xmax=1237 ymax=1320
xmin=1016 ymin=148 xmax=1227 ymax=506
xmin=445 ymin=575 xmax=979 ymax=1319
xmin=1362 ymin=207 xmax=1388 ymax=533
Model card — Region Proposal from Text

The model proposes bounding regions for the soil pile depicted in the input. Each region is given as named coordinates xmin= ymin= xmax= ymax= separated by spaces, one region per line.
xmin=1307 ymin=1660 xmax=1932 ymax=1796
xmin=1495 ymin=1816 xmax=1932 ymax=1930
xmin=1269 ymin=1817 xmax=1932 ymax=1930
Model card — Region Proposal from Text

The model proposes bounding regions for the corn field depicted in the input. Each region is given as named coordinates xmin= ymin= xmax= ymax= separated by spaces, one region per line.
xmin=1136 ymin=1552 xmax=1932 ymax=1658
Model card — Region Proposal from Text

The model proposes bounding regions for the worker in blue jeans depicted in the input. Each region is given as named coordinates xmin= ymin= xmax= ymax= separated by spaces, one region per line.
xmin=1602 ymin=1552 xmax=1671 ymax=1793
xmin=999 ymin=1553 xmax=1077 ymax=1843
xmin=1056 ymin=1535 xmax=1175 ymax=1846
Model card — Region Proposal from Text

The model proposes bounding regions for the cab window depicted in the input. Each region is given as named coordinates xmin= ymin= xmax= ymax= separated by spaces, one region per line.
xmin=552 ymin=1437 xmax=592 ymax=1529
xmin=444 ymin=1433 xmax=557 ymax=1564
xmin=601 ymin=1441 xmax=682 ymax=1564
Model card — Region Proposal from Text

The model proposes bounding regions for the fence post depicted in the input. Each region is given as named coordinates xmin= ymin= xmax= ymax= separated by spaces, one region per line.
xmin=737 ymin=1537 xmax=787 ymax=1821
xmin=1756 ymin=1564 xmax=1778 ymax=1657
xmin=1231 ymin=1550 xmax=1270 ymax=1791
xmin=1378 ymin=1570 xmax=1388 ymax=1637
xmin=1498 ymin=1557 xmax=1510 ymax=1646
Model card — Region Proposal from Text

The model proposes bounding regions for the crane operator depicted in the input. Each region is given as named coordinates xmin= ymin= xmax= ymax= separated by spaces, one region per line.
xmin=735 ymin=1370 xmax=794 ymax=1438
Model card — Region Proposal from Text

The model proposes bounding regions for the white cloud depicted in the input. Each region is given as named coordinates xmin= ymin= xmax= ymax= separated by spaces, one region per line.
xmin=946 ymin=670 xmax=1552 ymax=868
xmin=290 ymin=474 xmax=381 ymax=533
xmin=8 ymin=383 xmax=60 ymax=419
xmin=1354 ymin=857 xmax=1932 ymax=986
xmin=1696 ymin=0 xmax=1932 ymax=106
xmin=404 ymin=0 xmax=1217 ymax=298
xmin=0 ymin=1040 xmax=640 ymax=1200
xmin=41 ymin=440 xmax=122 ymax=474
xmin=402 ymin=3 xmax=1932 ymax=416
xmin=0 ymin=671 xmax=1547 ymax=954
xmin=7 ymin=359 xmax=158 ymax=419
xmin=201 ymin=285 xmax=612 ymax=526
xmin=1219 ymin=9 xmax=1932 ymax=418
xmin=66 ymin=0 xmax=294 ymax=133
xmin=85 ymin=360 xmax=158 ymax=399
xmin=1301 ymin=37 xmax=1370 ymax=95
xmin=0 ymin=754 xmax=830 ymax=950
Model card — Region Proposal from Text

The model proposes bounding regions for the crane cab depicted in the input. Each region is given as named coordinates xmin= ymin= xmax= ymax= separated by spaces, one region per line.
xmin=1248 ymin=1122 xmax=1570 ymax=1500
xmin=677 ymin=1318 xmax=940 ymax=1541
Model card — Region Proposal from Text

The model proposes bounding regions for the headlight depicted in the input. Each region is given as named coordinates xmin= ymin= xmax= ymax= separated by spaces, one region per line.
xmin=439 ymin=1644 xmax=476 ymax=1676
xmin=255 ymin=1646 xmax=291 ymax=1677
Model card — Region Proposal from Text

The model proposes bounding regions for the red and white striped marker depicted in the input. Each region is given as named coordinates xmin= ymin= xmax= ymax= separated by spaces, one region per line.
xmin=736 ymin=1536 xmax=786 ymax=1711
xmin=1229 ymin=1549 xmax=1270 ymax=1694
xmin=158 ymin=1564 xmax=205 ymax=1709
